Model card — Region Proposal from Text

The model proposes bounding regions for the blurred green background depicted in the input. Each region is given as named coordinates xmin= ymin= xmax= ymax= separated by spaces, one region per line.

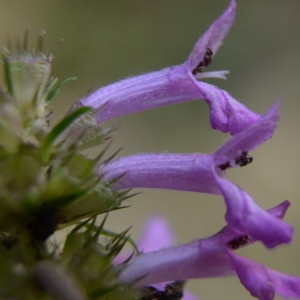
xmin=1 ymin=1 xmax=300 ymax=299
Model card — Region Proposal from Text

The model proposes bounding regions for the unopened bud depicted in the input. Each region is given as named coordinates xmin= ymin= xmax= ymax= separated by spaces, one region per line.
xmin=5 ymin=52 xmax=51 ymax=110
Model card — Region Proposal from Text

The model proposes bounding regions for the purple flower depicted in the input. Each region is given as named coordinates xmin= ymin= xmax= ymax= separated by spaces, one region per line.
xmin=116 ymin=215 xmax=197 ymax=300
xmin=227 ymin=251 xmax=300 ymax=300
xmin=77 ymin=0 xmax=260 ymax=135
xmin=137 ymin=215 xmax=175 ymax=253
xmin=100 ymin=102 xmax=293 ymax=248
xmin=113 ymin=215 xmax=175 ymax=265
xmin=119 ymin=202 xmax=300 ymax=300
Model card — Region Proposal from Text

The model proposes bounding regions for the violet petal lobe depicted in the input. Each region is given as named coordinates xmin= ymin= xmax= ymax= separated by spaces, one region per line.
xmin=188 ymin=82 xmax=260 ymax=134
xmin=188 ymin=0 xmax=236 ymax=70
xmin=266 ymin=200 xmax=290 ymax=219
xmin=227 ymin=250 xmax=300 ymax=300
xmin=215 ymin=174 xmax=293 ymax=248
xmin=213 ymin=101 xmax=280 ymax=166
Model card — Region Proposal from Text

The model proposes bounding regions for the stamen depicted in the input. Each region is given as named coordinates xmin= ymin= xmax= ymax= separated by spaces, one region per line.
xmin=218 ymin=151 xmax=253 ymax=171
xmin=192 ymin=47 xmax=213 ymax=74
xmin=227 ymin=235 xmax=250 ymax=250
xmin=139 ymin=281 xmax=185 ymax=300
xmin=235 ymin=151 xmax=253 ymax=167
xmin=219 ymin=162 xmax=231 ymax=171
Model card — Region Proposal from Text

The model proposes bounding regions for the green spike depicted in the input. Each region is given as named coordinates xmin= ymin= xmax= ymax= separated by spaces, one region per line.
xmin=40 ymin=106 xmax=92 ymax=162
xmin=45 ymin=76 xmax=77 ymax=103
xmin=2 ymin=56 xmax=14 ymax=95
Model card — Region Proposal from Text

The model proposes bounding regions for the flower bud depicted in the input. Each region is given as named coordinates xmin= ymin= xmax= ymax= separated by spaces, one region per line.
xmin=5 ymin=52 xmax=51 ymax=114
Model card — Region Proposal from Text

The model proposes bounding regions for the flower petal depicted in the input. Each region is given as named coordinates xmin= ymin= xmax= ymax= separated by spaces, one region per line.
xmin=77 ymin=0 xmax=260 ymax=135
xmin=227 ymin=251 xmax=300 ymax=300
xmin=119 ymin=202 xmax=290 ymax=287
xmin=119 ymin=237 xmax=234 ymax=286
xmin=100 ymin=153 xmax=220 ymax=194
xmin=266 ymin=200 xmax=290 ymax=220
xmin=100 ymin=102 xmax=279 ymax=190
xmin=137 ymin=216 xmax=198 ymax=299
xmin=183 ymin=291 xmax=198 ymax=300
xmin=215 ymin=174 xmax=293 ymax=248
xmin=213 ymin=101 xmax=280 ymax=166
xmin=138 ymin=215 xmax=175 ymax=253
xmin=188 ymin=0 xmax=236 ymax=71
xmin=120 ymin=201 xmax=292 ymax=294
xmin=192 ymin=82 xmax=260 ymax=134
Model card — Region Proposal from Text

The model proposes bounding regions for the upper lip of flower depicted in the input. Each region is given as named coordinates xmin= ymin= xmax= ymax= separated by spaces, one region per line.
xmin=187 ymin=0 xmax=236 ymax=74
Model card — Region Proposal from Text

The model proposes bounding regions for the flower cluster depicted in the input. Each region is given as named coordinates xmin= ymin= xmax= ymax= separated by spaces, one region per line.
xmin=76 ymin=1 xmax=300 ymax=299
xmin=0 ymin=1 xmax=299 ymax=300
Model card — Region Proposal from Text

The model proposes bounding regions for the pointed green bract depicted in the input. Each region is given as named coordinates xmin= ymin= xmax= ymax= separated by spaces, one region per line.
xmin=0 ymin=34 xmax=133 ymax=299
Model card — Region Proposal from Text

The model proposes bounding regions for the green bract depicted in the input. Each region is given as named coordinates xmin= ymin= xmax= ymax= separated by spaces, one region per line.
xmin=0 ymin=34 xmax=133 ymax=299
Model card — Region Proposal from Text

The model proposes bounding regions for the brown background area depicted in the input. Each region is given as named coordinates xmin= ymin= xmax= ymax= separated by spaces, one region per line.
xmin=1 ymin=1 xmax=300 ymax=299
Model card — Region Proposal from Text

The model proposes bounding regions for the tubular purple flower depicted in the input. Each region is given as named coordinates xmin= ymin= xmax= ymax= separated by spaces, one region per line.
xmin=100 ymin=102 xmax=279 ymax=191
xmin=113 ymin=215 xmax=175 ymax=265
xmin=116 ymin=215 xmax=197 ymax=300
xmin=120 ymin=201 xmax=290 ymax=285
xmin=102 ymin=153 xmax=218 ymax=194
xmin=119 ymin=202 xmax=300 ymax=300
xmin=77 ymin=0 xmax=260 ymax=135
xmin=100 ymin=102 xmax=292 ymax=247
xmin=100 ymin=102 xmax=279 ymax=192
